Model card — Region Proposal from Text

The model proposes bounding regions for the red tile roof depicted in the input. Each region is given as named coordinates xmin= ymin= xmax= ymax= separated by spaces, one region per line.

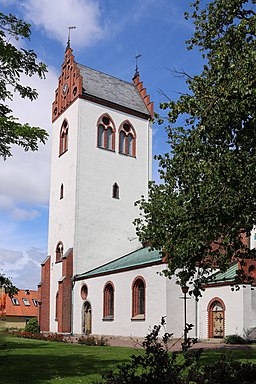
xmin=0 ymin=289 xmax=38 ymax=318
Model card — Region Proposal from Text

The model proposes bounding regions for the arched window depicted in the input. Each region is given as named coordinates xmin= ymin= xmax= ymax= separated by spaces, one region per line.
xmin=132 ymin=277 xmax=145 ymax=318
xmin=97 ymin=114 xmax=115 ymax=151
xmin=60 ymin=184 xmax=64 ymax=199
xmin=119 ymin=121 xmax=136 ymax=157
xmin=112 ymin=183 xmax=119 ymax=199
xmin=55 ymin=242 xmax=63 ymax=262
xmin=103 ymin=282 xmax=114 ymax=319
xmin=59 ymin=119 xmax=69 ymax=156
xmin=207 ymin=298 xmax=225 ymax=338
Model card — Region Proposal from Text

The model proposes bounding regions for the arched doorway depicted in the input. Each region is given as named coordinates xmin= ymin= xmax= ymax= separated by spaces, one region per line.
xmin=82 ymin=301 xmax=92 ymax=335
xmin=208 ymin=298 xmax=225 ymax=338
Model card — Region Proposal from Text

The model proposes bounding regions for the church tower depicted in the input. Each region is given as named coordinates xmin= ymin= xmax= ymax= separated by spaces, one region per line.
xmin=39 ymin=44 xmax=153 ymax=333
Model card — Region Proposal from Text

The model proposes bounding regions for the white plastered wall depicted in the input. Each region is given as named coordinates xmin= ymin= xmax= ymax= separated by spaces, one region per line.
xmin=48 ymin=101 xmax=79 ymax=331
xmin=197 ymin=285 xmax=244 ymax=339
xmin=72 ymin=264 xmax=166 ymax=337
xmin=166 ymin=278 xmax=197 ymax=339
xmin=74 ymin=99 xmax=152 ymax=275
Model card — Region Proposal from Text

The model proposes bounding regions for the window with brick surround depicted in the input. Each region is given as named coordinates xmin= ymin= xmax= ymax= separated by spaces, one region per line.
xmin=97 ymin=114 xmax=115 ymax=151
xmin=103 ymin=282 xmax=114 ymax=320
xmin=55 ymin=242 xmax=63 ymax=262
xmin=81 ymin=284 xmax=88 ymax=300
xmin=59 ymin=119 xmax=69 ymax=156
xmin=119 ymin=121 xmax=136 ymax=157
xmin=132 ymin=277 xmax=145 ymax=319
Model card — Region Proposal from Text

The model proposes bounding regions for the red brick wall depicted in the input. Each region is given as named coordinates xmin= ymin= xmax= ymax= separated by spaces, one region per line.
xmin=58 ymin=249 xmax=73 ymax=333
xmin=38 ymin=256 xmax=51 ymax=332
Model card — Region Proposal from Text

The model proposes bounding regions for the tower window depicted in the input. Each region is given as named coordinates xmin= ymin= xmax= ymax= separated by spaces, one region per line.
xmin=103 ymin=282 xmax=114 ymax=319
xmin=59 ymin=119 xmax=69 ymax=156
xmin=60 ymin=184 xmax=64 ymax=199
xmin=55 ymin=241 xmax=64 ymax=263
xmin=119 ymin=121 xmax=136 ymax=157
xmin=112 ymin=183 xmax=119 ymax=199
xmin=97 ymin=114 xmax=115 ymax=151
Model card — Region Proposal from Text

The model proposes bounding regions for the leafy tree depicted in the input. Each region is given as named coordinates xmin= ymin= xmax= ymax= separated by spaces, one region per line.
xmin=0 ymin=12 xmax=48 ymax=159
xmin=134 ymin=0 xmax=256 ymax=292
xmin=0 ymin=273 xmax=18 ymax=296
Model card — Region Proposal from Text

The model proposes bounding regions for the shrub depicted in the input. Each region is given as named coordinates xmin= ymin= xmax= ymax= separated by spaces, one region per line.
xmin=8 ymin=330 xmax=65 ymax=342
xmin=78 ymin=335 xmax=108 ymax=346
xmin=100 ymin=318 xmax=256 ymax=384
xmin=224 ymin=334 xmax=246 ymax=344
xmin=24 ymin=318 xmax=40 ymax=334
xmin=101 ymin=317 xmax=193 ymax=384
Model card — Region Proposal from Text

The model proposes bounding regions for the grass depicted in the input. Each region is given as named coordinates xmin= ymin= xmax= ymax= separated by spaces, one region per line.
xmin=1 ymin=333 xmax=256 ymax=384
xmin=200 ymin=347 xmax=256 ymax=364
xmin=0 ymin=334 xmax=136 ymax=384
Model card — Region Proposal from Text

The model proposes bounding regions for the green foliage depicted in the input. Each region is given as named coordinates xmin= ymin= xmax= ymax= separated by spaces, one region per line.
xmin=24 ymin=317 xmax=40 ymax=334
xmin=0 ymin=12 xmax=48 ymax=159
xmin=101 ymin=319 xmax=256 ymax=384
xmin=185 ymin=356 xmax=256 ymax=384
xmin=0 ymin=272 xmax=18 ymax=296
xmin=134 ymin=0 xmax=256 ymax=290
xmin=225 ymin=334 xmax=246 ymax=344
xmin=101 ymin=317 xmax=198 ymax=384
xmin=78 ymin=334 xmax=109 ymax=346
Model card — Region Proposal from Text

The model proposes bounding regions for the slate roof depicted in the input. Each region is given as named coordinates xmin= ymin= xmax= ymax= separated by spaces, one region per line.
xmin=204 ymin=262 xmax=238 ymax=285
xmin=75 ymin=247 xmax=163 ymax=280
xmin=77 ymin=64 xmax=150 ymax=117
xmin=0 ymin=289 xmax=38 ymax=317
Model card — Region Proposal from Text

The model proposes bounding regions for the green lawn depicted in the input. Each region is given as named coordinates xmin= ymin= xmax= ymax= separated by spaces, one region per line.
xmin=0 ymin=334 xmax=136 ymax=384
xmin=1 ymin=334 xmax=256 ymax=384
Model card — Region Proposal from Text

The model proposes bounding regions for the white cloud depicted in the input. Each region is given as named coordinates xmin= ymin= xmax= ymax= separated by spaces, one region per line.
xmin=0 ymin=247 xmax=46 ymax=289
xmin=0 ymin=195 xmax=40 ymax=220
xmin=21 ymin=0 xmax=104 ymax=48
xmin=0 ymin=65 xmax=57 ymax=209
xmin=0 ymin=248 xmax=22 ymax=264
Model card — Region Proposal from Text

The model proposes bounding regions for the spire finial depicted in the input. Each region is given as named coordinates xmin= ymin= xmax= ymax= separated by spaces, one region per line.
xmin=134 ymin=53 xmax=142 ymax=76
xmin=66 ymin=26 xmax=76 ymax=50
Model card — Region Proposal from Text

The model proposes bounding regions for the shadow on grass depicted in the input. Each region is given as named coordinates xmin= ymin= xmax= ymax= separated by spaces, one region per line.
xmin=0 ymin=337 xmax=134 ymax=384
xmin=200 ymin=346 xmax=256 ymax=364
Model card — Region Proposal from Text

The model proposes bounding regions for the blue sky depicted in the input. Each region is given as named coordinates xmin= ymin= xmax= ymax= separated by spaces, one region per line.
xmin=0 ymin=0 xmax=202 ymax=289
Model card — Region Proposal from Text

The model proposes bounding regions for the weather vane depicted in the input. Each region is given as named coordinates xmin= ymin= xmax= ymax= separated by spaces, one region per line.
xmin=67 ymin=26 xmax=76 ymax=48
xmin=135 ymin=53 xmax=142 ymax=76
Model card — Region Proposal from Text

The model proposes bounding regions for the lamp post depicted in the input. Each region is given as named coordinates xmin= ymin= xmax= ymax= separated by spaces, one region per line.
xmin=181 ymin=285 xmax=189 ymax=351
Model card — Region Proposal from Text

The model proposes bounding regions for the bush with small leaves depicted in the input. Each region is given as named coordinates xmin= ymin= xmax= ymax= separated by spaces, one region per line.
xmin=24 ymin=318 xmax=40 ymax=334
xmin=78 ymin=335 xmax=108 ymax=346
xmin=224 ymin=334 xmax=246 ymax=344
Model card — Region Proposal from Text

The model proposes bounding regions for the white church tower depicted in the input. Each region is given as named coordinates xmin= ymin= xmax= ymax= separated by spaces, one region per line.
xmin=38 ymin=44 xmax=154 ymax=333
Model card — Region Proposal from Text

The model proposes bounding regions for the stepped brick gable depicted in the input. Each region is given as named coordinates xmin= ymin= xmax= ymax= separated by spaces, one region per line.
xmin=52 ymin=47 xmax=83 ymax=122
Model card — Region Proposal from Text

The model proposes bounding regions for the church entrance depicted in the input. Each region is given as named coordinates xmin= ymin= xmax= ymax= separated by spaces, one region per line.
xmin=208 ymin=298 xmax=225 ymax=338
xmin=82 ymin=301 xmax=92 ymax=334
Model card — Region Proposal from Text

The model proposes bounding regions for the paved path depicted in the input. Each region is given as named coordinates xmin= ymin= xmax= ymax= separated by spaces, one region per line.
xmin=64 ymin=335 xmax=252 ymax=352
xmin=106 ymin=336 xmax=252 ymax=352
